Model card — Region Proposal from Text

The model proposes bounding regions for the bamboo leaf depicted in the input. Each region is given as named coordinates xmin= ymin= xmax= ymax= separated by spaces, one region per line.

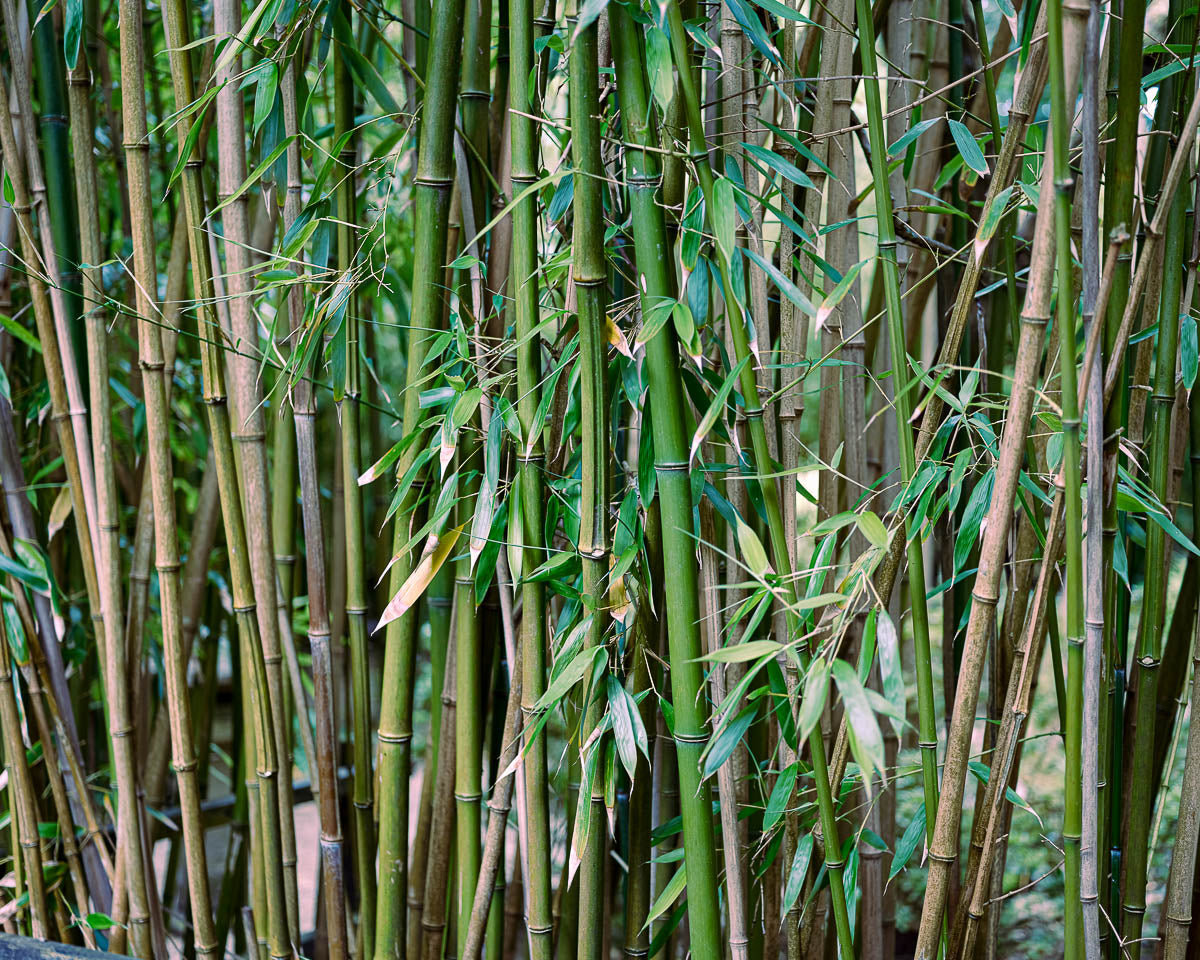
xmin=741 ymin=142 xmax=815 ymax=190
xmin=63 ymin=0 xmax=82 ymax=69
xmin=690 ymin=354 xmax=749 ymax=463
xmin=888 ymin=117 xmax=941 ymax=157
xmin=954 ymin=471 xmax=993 ymax=572
xmin=947 ymin=119 xmax=989 ymax=176
xmin=698 ymin=639 xmax=782 ymax=663
xmin=833 ymin=659 xmax=885 ymax=787
xmin=888 ymin=802 xmax=925 ymax=880
xmin=763 ymin=763 xmax=797 ymax=833
xmin=644 ymin=863 xmax=687 ymax=929
xmin=702 ymin=703 xmax=756 ymax=778
xmin=646 ymin=27 xmax=674 ymax=114
xmin=375 ymin=525 xmax=464 ymax=631
xmin=855 ymin=511 xmax=889 ymax=550
xmin=1183 ymin=315 xmax=1198 ymax=390
xmin=743 ymin=247 xmax=816 ymax=318
xmin=973 ymin=185 xmax=1015 ymax=262
xmin=797 ymin=659 xmax=829 ymax=745
xmin=815 ymin=259 xmax=866 ymax=330
xmin=734 ymin=515 xmax=772 ymax=579
xmin=782 ymin=833 xmax=814 ymax=915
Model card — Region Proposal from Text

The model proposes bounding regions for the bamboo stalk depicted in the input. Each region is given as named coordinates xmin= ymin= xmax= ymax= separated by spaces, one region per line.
xmin=374 ymin=0 xmax=468 ymax=949
xmin=157 ymin=0 xmax=293 ymax=950
xmin=568 ymin=5 xmax=611 ymax=960
xmin=62 ymin=4 xmax=152 ymax=950
xmin=911 ymin=8 xmax=1084 ymax=952
xmin=0 ymin=612 xmax=48 ymax=939
xmin=214 ymin=0 xmax=300 ymax=940
xmin=282 ymin=25 xmax=351 ymax=960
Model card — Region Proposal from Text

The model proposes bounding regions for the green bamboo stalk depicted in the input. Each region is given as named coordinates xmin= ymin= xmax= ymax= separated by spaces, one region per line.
xmin=1048 ymin=0 xmax=1086 ymax=946
xmin=508 ymin=0 xmax=555 ymax=954
xmin=455 ymin=440 xmax=484 ymax=957
xmin=568 ymin=6 xmax=609 ymax=960
xmin=1081 ymin=0 xmax=1104 ymax=951
xmin=374 ymin=0 xmax=468 ymax=949
xmin=1102 ymin=2 xmax=1147 ymax=942
xmin=659 ymin=6 xmax=856 ymax=955
xmin=1120 ymin=108 xmax=1193 ymax=960
xmin=1161 ymin=310 xmax=1200 ymax=960
xmin=461 ymin=623 xmax=521 ymax=960
xmin=421 ymin=633 xmax=459 ymax=960
xmin=29 ymin=0 xmax=83 ymax=402
xmin=608 ymin=10 xmax=723 ymax=960
xmin=0 ymin=0 xmax=99 ymax=585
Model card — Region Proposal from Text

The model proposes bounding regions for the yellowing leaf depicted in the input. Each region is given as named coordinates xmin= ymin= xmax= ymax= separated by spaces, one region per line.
xmin=376 ymin=525 xmax=464 ymax=631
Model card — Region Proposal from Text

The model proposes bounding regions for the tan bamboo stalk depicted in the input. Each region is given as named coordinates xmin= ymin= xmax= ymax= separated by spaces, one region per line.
xmin=912 ymin=11 xmax=1084 ymax=954
xmin=951 ymin=232 xmax=1125 ymax=956
xmin=281 ymin=32 xmax=349 ymax=960
xmin=124 ymin=207 xmax=190 ymax=680
xmin=214 ymin=0 xmax=299 ymax=940
xmin=158 ymin=0 xmax=298 ymax=954
xmin=63 ymin=13 xmax=153 ymax=952
xmin=0 ymin=613 xmax=48 ymax=938
xmin=0 ymin=576 xmax=93 ymax=946
xmin=113 ymin=0 xmax=221 ymax=952
xmin=867 ymin=11 xmax=1049 ymax=641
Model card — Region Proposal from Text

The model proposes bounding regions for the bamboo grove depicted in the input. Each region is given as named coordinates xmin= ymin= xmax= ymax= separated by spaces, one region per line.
xmin=1 ymin=0 xmax=1200 ymax=954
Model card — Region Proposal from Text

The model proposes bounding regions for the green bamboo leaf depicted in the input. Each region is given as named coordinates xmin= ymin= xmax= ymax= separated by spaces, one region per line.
xmin=0 ymin=551 xmax=50 ymax=594
xmin=734 ymin=516 xmax=772 ymax=579
xmin=973 ymin=185 xmax=1015 ymax=262
xmin=698 ymin=639 xmax=782 ymax=664
xmin=608 ymin=677 xmax=648 ymax=778
xmin=741 ymin=142 xmax=815 ymax=190
xmin=644 ymin=863 xmax=687 ymax=930
xmin=712 ymin=177 xmax=737 ymax=259
xmin=815 ymin=259 xmax=866 ymax=330
xmin=0 ymin=313 xmax=40 ymax=354
xmin=888 ymin=802 xmax=925 ymax=880
xmin=763 ymin=763 xmax=797 ymax=833
xmin=743 ymin=247 xmax=816 ymax=318
xmin=636 ymin=296 xmax=675 ymax=345
xmin=690 ymin=354 xmax=749 ymax=463
xmin=876 ymin=612 xmax=905 ymax=728
xmin=796 ymin=659 xmax=829 ymax=745
xmin=782 ymin=833 xmax=814 ymax=915
xmin=888 ymin=117 xmax=941 ymax=157
xmin=947 ymin=119 xmax=989 ymax=176
xmin=575 ymin=0 xmax=609 ymax=34
xmin=954 ymin=471 xmax=994 ymax=572
xmin=536 ymin=644 xmax=604 ymax=713
xmin=646 ymin=27 xmax=674 ymax=115
xmin=833 ymin=659 xmax=885 ymax=786
xmin=703 ymin=704 xmax=756 ymax=778
xmin=167 ymin=86 xmax=222 ymax=189
xmin=63 ymin=0 xmax=82 ymax=69
xmin=1182 ymin=315 xmax=1198 ymax=390
xmin=855 ymin=511 xmax=889 ymax=550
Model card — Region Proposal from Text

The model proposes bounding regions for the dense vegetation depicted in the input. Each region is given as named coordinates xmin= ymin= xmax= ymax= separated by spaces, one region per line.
xmin=0 ymin=0 xmax=1197 ymax=956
